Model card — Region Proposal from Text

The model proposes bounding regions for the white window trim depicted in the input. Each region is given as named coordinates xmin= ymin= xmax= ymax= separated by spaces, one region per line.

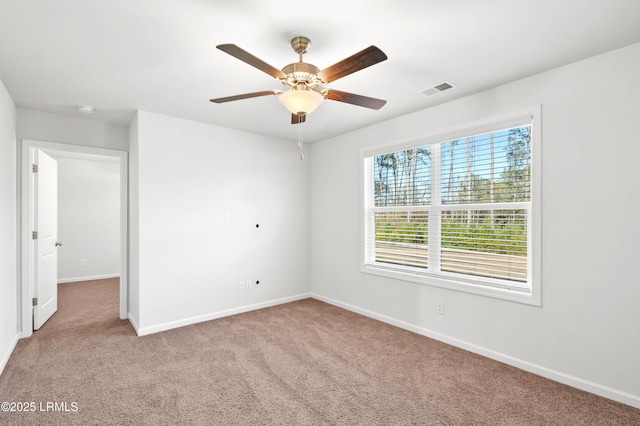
xmin=360 ymin=106 xmax=542 ymax=306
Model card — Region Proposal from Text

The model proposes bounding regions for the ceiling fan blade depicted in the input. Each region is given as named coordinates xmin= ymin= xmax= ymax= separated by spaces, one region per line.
xmin=210 ymin=90 xmax=281 ymax=103
xmin=291 ymin=113 xmax=306 ymax=124
xmin=326 ymin=90 xmax=387 ymax=110
xmin=217 ymin=44 xmax=287 ymax=80
xmin=318 ymin=46 xmax=387 ymax=83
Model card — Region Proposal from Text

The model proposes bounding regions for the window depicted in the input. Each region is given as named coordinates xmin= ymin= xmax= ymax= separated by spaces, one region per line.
xmin=362 ymin=107 xmax=540 ymax=304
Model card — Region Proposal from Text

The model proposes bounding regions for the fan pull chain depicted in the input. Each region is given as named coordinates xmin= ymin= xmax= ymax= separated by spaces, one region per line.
xmin=298 ymin=120 xmax=304 ymax=160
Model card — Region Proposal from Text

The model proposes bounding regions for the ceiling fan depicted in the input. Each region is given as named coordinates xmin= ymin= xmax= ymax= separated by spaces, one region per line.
xmin=210 ymin=36 xmax=388 ymax=124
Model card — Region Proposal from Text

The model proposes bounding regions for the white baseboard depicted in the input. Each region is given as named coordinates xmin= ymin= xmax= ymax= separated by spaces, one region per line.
xmin=58 ymin=273 xmax=120 ymax=284
xmin=136 ymin=293 xmax=312 ymax=337
xmin=310 ymin=293 xmax=640 ymax=410
xmin=0 ymin=333 xmax=20 ymax=377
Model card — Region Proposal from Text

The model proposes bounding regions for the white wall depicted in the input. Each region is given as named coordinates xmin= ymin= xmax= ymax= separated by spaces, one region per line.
xmin=0 ymin=77 xmax=18 ymax=374
xmin=309 ymin=42 xmax=640 ymax=407
xmin=128 ymin=114 xmax=140 ymax=328
xmin=130 ymin=111 xmax=310 ymax=334
xmin=17 ymin=109 xmax=128 ymax=151
xmin=56 ymin=157 xmax=120 ymax=282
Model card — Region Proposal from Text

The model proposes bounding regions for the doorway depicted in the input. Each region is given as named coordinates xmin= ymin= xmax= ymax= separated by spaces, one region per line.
xmin=20 ymin=139 xmax=128 ymax=338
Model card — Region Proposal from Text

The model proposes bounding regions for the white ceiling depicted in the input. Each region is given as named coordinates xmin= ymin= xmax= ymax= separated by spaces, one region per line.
xmin=1 ymin=0 xmax=639 ymax=143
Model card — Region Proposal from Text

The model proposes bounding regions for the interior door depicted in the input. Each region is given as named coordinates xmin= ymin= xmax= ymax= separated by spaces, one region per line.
xmin=34 ymin=150 xmax=58 ymax=330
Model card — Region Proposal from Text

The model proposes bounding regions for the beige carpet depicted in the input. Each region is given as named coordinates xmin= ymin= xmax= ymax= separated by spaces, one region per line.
xmin=1 ymin=278 xmax=638 ymax=425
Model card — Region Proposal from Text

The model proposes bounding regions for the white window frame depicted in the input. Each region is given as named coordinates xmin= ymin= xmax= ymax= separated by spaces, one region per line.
xmin=361 ymin=106 xmax=541 ymax=305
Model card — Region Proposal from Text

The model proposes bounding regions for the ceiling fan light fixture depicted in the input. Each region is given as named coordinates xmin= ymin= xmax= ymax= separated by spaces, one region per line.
xmin=278 ymin=87 xmax=324 ymax=115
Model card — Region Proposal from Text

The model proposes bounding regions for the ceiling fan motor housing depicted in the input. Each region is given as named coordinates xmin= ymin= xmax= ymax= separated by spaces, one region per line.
xmin=281 ymin=62 xmax=323 ymax=90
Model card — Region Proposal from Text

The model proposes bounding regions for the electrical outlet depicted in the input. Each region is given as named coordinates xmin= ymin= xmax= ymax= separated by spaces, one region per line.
xmin=246 ymin=280 xmax=252 ymax=290
xmin=435 ymin=301 xmax=445 ymax=315
xmin=80 ymin=259 xmax=86 ymax=267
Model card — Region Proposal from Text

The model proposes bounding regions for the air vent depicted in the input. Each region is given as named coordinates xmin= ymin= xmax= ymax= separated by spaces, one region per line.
xmin=421 ymin=81 xmax=456 ymax=97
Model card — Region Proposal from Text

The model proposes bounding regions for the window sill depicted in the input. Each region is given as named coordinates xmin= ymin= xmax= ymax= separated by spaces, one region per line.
xmin=361 ymin=263 xmax=541 ymax=306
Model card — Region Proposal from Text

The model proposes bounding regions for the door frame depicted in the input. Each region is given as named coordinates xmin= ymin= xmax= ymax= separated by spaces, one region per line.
xmin=20 ymin=139 xmax=128 ymax=338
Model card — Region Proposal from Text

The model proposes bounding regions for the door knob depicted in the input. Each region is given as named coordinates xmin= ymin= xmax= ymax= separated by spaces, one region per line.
xmin=55 ymin=241 xmax=62 ymax=247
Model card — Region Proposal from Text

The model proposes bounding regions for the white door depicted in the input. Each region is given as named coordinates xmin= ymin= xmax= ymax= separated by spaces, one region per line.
xmin=34 ymin=150 xmax=59 ymax=330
